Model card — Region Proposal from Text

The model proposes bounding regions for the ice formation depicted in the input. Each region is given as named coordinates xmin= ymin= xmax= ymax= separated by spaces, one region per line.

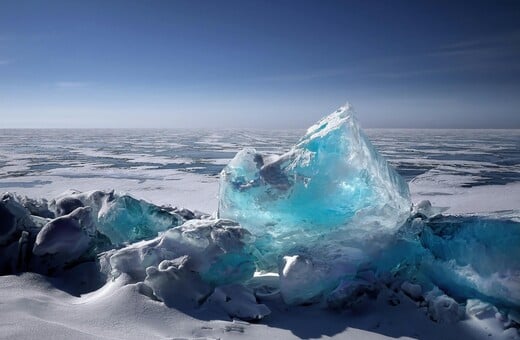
xmin=395 ymin=216 xmax=520 ymax=308
xmin=0 ymin=193 xmax=270 ymax=320
xmin=103 ymin=218 xmax=256 ymax=285
xmin=50 ymin=190 xmax=184 ymax=245
xmin=102 ymin=218 xmax=268 ymax=319
xmin=218 ymin=104 xmax=411 ymax=268
xmin=0 ymin=193 xmax=104 ymax=275
xmin=33 ymin=207 xmax=93 ymax=259
xmin=216 ymin=104 xmax=520 ymax=314
xmin=279 ymin=254 xmax=358 ymax=305
xmin=0 ymin=104 xmax=519 ymax=329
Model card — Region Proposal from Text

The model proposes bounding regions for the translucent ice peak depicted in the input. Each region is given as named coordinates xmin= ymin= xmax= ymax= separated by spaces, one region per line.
xmin=218 ymin=104 xmax=411 ymax=268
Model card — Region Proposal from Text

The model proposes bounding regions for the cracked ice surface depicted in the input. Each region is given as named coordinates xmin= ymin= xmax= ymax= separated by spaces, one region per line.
xmin=218 ymin=104 xmax=411 ymax=267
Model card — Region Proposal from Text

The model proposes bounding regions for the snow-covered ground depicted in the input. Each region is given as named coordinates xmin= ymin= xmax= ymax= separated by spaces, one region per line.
xmin=1 ymin=273 xmax=515 ymax=340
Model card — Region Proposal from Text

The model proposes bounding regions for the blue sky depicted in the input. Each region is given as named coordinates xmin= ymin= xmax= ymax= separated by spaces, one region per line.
xmin=1 ymin=0 xmax=519 ymax=128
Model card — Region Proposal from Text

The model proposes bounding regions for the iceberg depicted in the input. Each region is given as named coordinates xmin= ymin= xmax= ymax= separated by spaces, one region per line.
xmin=218 ymin=104 xmax=411 ymax=267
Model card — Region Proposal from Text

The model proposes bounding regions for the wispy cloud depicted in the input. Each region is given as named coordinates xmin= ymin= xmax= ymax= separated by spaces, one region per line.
xmin=255 ymin=67 xmax=354 ymax=82
xmin=429 ymin=30 xmax=520 ymax=59
xmin=0 ymin=59 xmax=11 ymax=65
xmin=252 ymin=30 xmax=520 ymax=83
xmin=363 ymin=31 xmax=520 ymax=79
xmin=252 ymin=55 xmax=423 ymax=82
xmin=440 ymin=30 xmax=520 ymax=50
xmin=55 ymin=81 xmax=91 ymax=88
xmin=368 ymin=68 xmax=450 ymax=79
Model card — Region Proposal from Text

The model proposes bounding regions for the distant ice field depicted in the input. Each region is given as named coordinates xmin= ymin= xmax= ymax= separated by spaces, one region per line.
xmin=0 ymin=128 xmax=519 ymax=216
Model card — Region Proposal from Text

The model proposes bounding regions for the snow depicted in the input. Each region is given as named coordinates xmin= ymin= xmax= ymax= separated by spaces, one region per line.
xmin=0 ymin=273 xmax=515 ymax=340
xmin=410 ymin=179 xmax=520 ymax=217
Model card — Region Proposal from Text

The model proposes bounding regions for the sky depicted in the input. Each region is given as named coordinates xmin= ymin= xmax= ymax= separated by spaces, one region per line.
xmin=0 ymin=0 xmax=519 ymax=129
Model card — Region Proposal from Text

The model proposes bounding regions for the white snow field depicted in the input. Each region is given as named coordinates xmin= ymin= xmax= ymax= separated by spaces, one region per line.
xmin=1 ymin=272 xmax=514 ymax=340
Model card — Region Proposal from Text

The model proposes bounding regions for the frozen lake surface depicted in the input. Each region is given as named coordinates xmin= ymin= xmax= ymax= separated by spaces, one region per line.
xmin=1 ymin=128 xmax=519 ymax=215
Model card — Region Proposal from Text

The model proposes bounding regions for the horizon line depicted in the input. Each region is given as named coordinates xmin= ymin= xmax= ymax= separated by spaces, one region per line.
xmin=0 ymin=127 xmax=519 ymax=131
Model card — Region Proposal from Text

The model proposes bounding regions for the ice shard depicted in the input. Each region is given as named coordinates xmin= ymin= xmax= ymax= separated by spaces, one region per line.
xmin=51 ymin=190 xmax=184 ymax=245
xmin=218 ymin=104 xmax=411 ymax=266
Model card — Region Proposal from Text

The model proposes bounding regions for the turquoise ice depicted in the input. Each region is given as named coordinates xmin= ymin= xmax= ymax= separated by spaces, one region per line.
xmin=96 ymin=194 xmax=183 ymax=245
xmin=218 ymin=104 xmax=411 ymax=266
xmin=51 ymin=190 xmax=184 ymax=245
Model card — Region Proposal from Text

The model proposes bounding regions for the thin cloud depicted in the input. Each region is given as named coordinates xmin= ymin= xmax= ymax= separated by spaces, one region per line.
xmin=369 ymin=60 xmax=520 ymax=79
xmin=369 ymin=68 xmax=450 ymax=79
xmin=430 ymin=30 xmax=520 ymax=58
xmin=373 ymin=31 xmax=520 ymax=79
xmin=254 ymin=31 xmax=520 ymax=83
xmin=0 ymin=59 xmax=10 ymax=65
xmin=428 ymin=44 xmax=517 ymax=60
xmin=255 ymin=67 xmax=354 ymax=82
xmin=440 ymin=30 xmax=520 ymax=50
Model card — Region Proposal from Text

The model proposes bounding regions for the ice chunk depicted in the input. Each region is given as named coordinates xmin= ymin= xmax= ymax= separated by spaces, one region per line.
xmin=0 ymin=196 xmax=106 ymax=276
xmin=411 ymin=200 xmax=447 ymax=219
xmin=33 ymin=207 xmax=93 ymax=257
xmin=96 ymin=193 xmax=183 ymax=245
xmin=0 ymin=194 xmax=43 ymax=274
xmin=218 ymin=104 xmax=411 ymax=267
xmin=378 ymin=216 xmax=520 ymax=310
xmin=419 ymin=216 xmax=520 ymax=308
xmin=401 ymin=281 xmax=422 ymax=300
xmin=279 ymin=254 xmax=358 ymax=305
xmin=55 ymin=196 xmax=84 ymax=216
xmin=426 ymin=291 xmax=463 ymax=323
xmin=466 ymin=299 xmax=498 ymax=320
xmin=50 ymin=190 xmax=184 ymax=245
xmin=144 ymin=256 xmax=212 ymax=308
xmin=16 ymin=195 xmax=54 ymax=219
xmin=326 ymin=278 xmax=375 ymax=309
xmin=279 ymin=255 xmax=326 ymax=305
xmin=103 ymin=218 xmax=256 ymax=286
xmin=0 ymin=193 xmax=35 ymax=245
